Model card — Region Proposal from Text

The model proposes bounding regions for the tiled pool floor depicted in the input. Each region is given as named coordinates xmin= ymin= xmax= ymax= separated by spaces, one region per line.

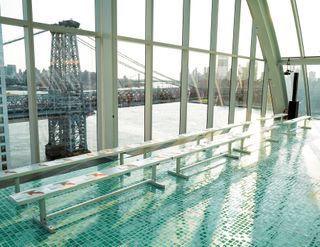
xmin=1 ymin=121 xmax=320 ymax=246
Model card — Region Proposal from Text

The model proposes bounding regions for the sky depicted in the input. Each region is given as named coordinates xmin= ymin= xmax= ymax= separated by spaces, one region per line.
xmin=2 ymin=0 xmax=317 ymax=80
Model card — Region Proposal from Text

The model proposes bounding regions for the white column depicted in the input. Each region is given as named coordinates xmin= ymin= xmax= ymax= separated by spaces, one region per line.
xmin=23 ymin=0 xmax=40 ymax=163
xmin=206 ymin=0 xmax=219 ymax=128
xmin=95 ymin=0 xmax=118 ymax=149
xmin=228 ymin=0 xmax=241 ymax=124
xmin=179 ymin=0 xmax=191 ymax=134
xmin=144 ymin=0 xmax=153 ymax=141
xmin=246 ymin=24 xmax=257 ymax=121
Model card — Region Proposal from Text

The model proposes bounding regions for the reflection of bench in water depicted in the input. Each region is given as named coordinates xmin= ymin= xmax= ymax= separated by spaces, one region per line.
xmin=9 ymin=124 xmax=278 ymax=233
xmin=0 ymin=121 xmax=249 ymax=194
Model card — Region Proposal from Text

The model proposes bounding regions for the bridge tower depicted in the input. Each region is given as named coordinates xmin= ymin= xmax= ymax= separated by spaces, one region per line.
xmin=45 ymin=20 xmax=89 ymax=160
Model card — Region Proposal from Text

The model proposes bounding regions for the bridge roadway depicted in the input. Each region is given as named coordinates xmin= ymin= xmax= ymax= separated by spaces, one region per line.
xmin=6 ymin=87 xmax=181 ymax=122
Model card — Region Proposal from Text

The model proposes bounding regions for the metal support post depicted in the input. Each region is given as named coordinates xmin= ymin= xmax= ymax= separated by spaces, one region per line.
xmin=14 ymin=178 xmax=20 ymax=193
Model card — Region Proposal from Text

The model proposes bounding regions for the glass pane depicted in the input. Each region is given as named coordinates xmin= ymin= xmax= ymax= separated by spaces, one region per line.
xmin=267 ymin=0 xmax=300 ymax=57
xmin=118 ymin=0 xmax=145 ymax=39
xmin=252 ymin=61 xmax=264 ymax=111
xmin=1 ymin=25 xmax=31 ymax=168
xmin=238 ymin=0 xmax=252 ymax=57
xmin=234 ymin=58 xmax=250 ymax=123
xmin=118 ymin=41 xmax=145 ymax=145
xmin=187 ymin=51 xmax=209 ymax=133
xmin=0 ymin=0 xmax=23 ymax=19
xmin=189 ymin=0 xmax=212 ymax=49
xmin=217 ymin=0 xmax=235 ymax=54
xmin=154 ymin=0 xmax=183 ymax=45
xmin=32 ymin=0 xmax=95 ymax=31
xmin=283 ymin=65 xmax=305 ymax=116
xmin=307 ymin=66 xmax=320 ymax=117
xmin=296 ymin=0 xmax=320 ymax=56
xmin=153 ymin=46 xmax=181 ymax=139
xmin=256 ymin=38 xmax=263 ymax=59
xmin=214 ymin=55 xmax=231 ymax=127
xmin=34 ymin=30 xmax=97 ymax=161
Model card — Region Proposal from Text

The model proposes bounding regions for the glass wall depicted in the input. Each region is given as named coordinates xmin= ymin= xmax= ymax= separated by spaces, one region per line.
xmin=234 ymin=58 xmax=250 ymax=123
xmin=34 ymin=30 xmax=97 ymax=161
xmin=283 ymin=65 xmax=306 ymax=116
xmin=0 ymin=0 xmax=23 ymax=19
xmin=238 ymin=0 xmax=252 ymax=57
xmin=217 ymin=0 xmax=235 ymax=54
xmin=32 ymin=0 xmax=95 ymax=31
xmin=296 ymin=0 xmax=320 ymax=56
xmin=189 ymin=0 xmax=212 ymax=50
xmin=154 ymin=0 xmax=183 ymax=45
xmin=187 ymin=52 xmax=209 ymax=133
xmin=1 ymin=25 xmax=31 ymax=168
xmin=307 ymin=65 xmax=320 ymax=118
xmin=252 ymin=61 xmax=264 ymax=118
xmin=117 ymin=0 xmax=145 ymax=39
xmin=153 ymin=46 xmax=181 ymax=139
xmin=118 ymin=41 xmax=145 ymax=145
xmin=214 ymin=55 xmax=231 ymax=127
xmin=267 ymin=0 xmax=300 ymax=57
xmin=0 ymin=0 xmax=268 ymax=168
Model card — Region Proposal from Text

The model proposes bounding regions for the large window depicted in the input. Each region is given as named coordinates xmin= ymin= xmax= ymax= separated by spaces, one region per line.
xmin=1 ymin=25 xmax=31 ymax=168
xmin=234 ymin=58 xmax=250 ymax=123
xmin=217 ymin=0 xmax=235 ymax=54
xmin=34 ymin=30 xmax=97 ymax=161
xmin=117 ymin=0 xmax=145 ymax=39
xmin=267 ymin=0 xmax=300 ymax=57
xmin=154 ymin=0 xmax=183 ymax=45
xmin=296 ymin=0 xmax=320 ymax=56
xmin=153 ymin=46 xmax=181 ymax=139
xmin=118 ymin=41 xmax=145 ymax=145
xmin=187 ymin=52 xmax=209 ymax=133
xmin=214 ymin=56 xmax=231 ymax=127
xmin=0 ymin=0 xmax=23 ymax=19
xmin=283 ymin=65 xmax=306 ymax=116
xmin=189 ymin=0 xmax=212 ymax=50
xmin=32 ymin=0 xmax=95 ymax=31
xmin=306 ymin=66 xmax=320 ymax=118
xmin=238 ymin=0 xmax=252 ymax=57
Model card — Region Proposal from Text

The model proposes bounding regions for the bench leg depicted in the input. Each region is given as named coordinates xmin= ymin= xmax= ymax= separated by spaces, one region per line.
xmin=148 ymin=164 xmax=165 ymax=189
xmin=301 ymin=119 xmax=312 ymax=129
xmin=168 ymin=157 xmax=189 ymax=179
xmin=233 ymin=138 xmax=251 ymax=155
xmin=33 ymin=199 xmax=55 ymax=233
xmin=119 ymin=153 xmax=124 ymax=165
xmin=224 ymin=142 xmax=239 ymax=159
xmin=14 ymin=178 xmax=20 ymax=193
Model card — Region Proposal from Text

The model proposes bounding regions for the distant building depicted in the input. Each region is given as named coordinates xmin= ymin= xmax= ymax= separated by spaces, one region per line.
xmin=217 ymin=57 xmax=229 ymax=80
xmin=5 ymin=64 xmax=16 ymax=77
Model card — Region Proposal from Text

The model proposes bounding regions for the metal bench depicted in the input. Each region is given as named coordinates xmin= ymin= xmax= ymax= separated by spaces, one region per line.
xmin=257 ymin=113 xmax=287 ymax=122
xmin=281 ymin=115 xmax=311 ymax=134
xmin=10 ymin=125 xmax=263 ymax=233
xmin=167 ymin=125 xmax=279 ymax=179
xmin=1 ymin=121 xmax=249 ymax=193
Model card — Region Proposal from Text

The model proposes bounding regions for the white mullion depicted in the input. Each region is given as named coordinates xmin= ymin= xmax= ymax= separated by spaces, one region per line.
xmin=23 ymin=0 xmax=40 ymax=163
xmin=144 ymin=0 xmax=153 ymax=141
xmin=228 ymin=0 xmax=241 ymax=124
xmin=246 ymin=23 xmax=257 ymax=121
xmin=179 ymin=0 xmax=191 ymax=134
xmin=206 ymin=0 xmax=219 ymax=128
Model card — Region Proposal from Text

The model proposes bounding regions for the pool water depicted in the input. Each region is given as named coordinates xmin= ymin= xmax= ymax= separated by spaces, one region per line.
xmin=0 ymin=121 xmax=319 ymax=247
